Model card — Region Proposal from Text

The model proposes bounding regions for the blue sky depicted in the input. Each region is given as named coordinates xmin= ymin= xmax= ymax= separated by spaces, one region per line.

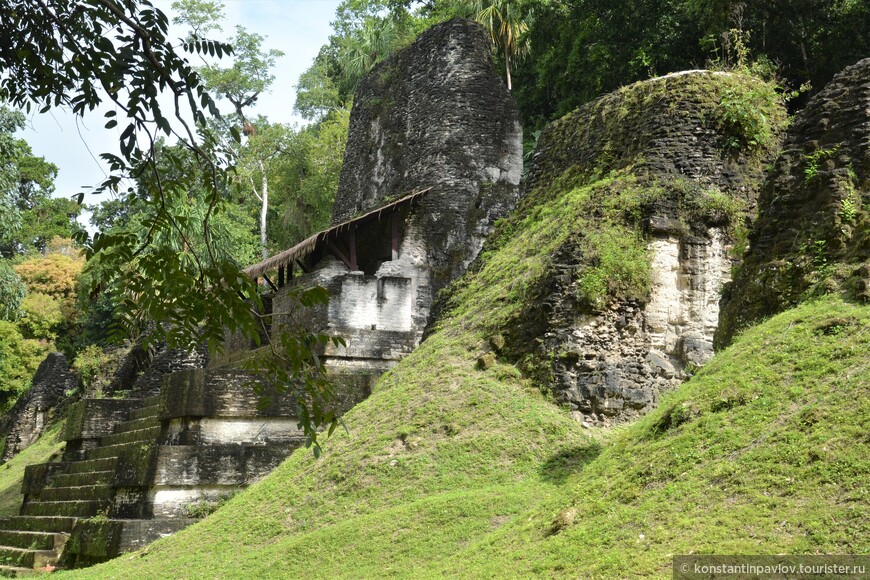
xmin=18 ymin=0 xmax=342 ymax=225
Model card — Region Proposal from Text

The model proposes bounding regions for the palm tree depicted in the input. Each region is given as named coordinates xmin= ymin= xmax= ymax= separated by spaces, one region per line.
xmin=341 ymin=17 xmax=399 ymax=89
xmin=471 ymin=0 xmax=531 ymax=91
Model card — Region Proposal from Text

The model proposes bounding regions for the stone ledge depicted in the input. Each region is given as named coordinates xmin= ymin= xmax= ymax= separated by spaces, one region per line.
xmin=159 ymin=369 xmax=296 ymax=419
xmin=154 ymin=443 xmax=302 ymax=487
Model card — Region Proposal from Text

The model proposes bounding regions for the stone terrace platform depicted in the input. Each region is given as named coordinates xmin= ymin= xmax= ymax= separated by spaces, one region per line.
xmin=0 ymin=369 xmax=307 ymax=572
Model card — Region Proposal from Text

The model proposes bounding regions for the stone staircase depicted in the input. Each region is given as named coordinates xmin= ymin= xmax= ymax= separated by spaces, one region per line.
xmin=23 ymin=396 xmax=160 ymax=520
xmin=0 ymin=516 xmax=71 ymax=573
xmin=0 ymin=368 xmax=329 ymax=574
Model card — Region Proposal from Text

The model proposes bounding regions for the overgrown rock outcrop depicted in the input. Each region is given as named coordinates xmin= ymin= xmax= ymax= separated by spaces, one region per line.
xmin=474 ymin=70 xmax=787 ymax=425
xmin=717 ymin=58 xmax=870 ymax=347
xmin=333 ymin=18 xmax=523 ymax=292
xmin=1 ymin=352 xmax=74 ymax=461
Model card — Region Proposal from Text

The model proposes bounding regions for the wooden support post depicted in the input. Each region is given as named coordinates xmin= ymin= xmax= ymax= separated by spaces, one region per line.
xmin=288 ymin=262 xmax=294 ymax=279
xmin=391 ymin=211 xmax=399 ymax=260
xmin=263 ymin=274 xmax=278 ymax=292
xmin=277 ymin=264 xmax=285 ymax=288
xmin=327 ymin=240 xmax=354 ymax=270
xmin=349 ymin=227 xmax=358 ymax=271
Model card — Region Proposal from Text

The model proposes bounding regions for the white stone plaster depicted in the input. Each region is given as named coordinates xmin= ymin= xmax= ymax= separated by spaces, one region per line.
xmin=198 ymin=417 xmax=302 ymax=445
xmin=149 ymin=486 xmax=237 ymax=518
xmin=644 ymin=228 xmax=732 ymax=364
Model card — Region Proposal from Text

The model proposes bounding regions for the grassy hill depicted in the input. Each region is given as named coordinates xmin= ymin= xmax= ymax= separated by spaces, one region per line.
xmin=58 ymin=297 xmax=869 ymax=579
xmin=57 ymin=167 xmax=869 ymax=579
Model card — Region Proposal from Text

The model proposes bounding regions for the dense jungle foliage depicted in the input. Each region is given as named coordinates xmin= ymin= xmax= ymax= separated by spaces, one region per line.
xmin=1 ymin=0 xmax=868 ymax=428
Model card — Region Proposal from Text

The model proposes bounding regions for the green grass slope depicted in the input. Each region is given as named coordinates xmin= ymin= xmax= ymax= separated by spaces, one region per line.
xmin=67 ymin=298 xmax=868 ymax=579
xmin=0 ymin=421 xmax=65 ymax=517
xmin=64 ymin=327 xmax=594 ymax=578
xmin=441 ymin=297 xmax=869 ymax=577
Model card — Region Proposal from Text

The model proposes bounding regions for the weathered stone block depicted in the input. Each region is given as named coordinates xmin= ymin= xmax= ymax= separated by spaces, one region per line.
xmin=63 ymin=399 xmax=131 ymax=443
xmin=334 ymin=18 xmax=522 ymax=295
xmin=153 ymin=443 xmax=301 ymax=487
xmin=159 ymin=369 xmax=296 ymax=419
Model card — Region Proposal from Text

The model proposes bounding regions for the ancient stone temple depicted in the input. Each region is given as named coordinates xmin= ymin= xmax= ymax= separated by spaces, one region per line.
xmin=239 ymin=17 xmax=522 ymax=388
xmin=0 ymin=18 xmax=522 ymax=572
xmin=513 ymin=70 xmax=787 ymax=425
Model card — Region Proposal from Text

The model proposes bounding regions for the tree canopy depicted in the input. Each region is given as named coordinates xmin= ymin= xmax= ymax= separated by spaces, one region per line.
xmin=0 ymin=106 xmax=83 ymax=257
xmin=0 ymin=0 xmax=340 ymax=451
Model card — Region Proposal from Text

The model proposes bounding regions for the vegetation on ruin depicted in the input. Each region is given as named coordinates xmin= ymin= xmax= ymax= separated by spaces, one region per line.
xmin=59 ymin=293 xmax=869 ymax=578
xmin=52 ymin=64 xmax=867 ymax=577
xmin=0 ymin=1 xmax=867 ymax=576
xmin=0 ymin=421 xmax=64 ymax=516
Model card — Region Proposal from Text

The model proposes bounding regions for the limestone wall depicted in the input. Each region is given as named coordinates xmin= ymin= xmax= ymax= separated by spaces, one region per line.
xmin=514 ymin=71 xmax=786 ymax=425
xmin=543 ymin=229 xmax=735 ymax=422
xmin=717 ymin=57 xmax=870 ymax=346
xmin=148 ymin=369 xmax=309 ymax=518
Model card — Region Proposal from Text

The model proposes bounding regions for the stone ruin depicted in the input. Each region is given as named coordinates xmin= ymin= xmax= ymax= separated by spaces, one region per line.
xmin=717 ymin=57 xmax=870 ymax=346
xmin=333 ymin=17 xmax=523 ymax=290
xmin=0 ymin=18 xmax=522 ymax=572
xmin=513 ymin=70 xmax=786 ymax=426
xmin=237 ymin=18 xmax=522 ymax=390
xmin=1 ymin=14 xmax=865 ymax=572
xmin=1 ymin=353 xmax=75 ymax=462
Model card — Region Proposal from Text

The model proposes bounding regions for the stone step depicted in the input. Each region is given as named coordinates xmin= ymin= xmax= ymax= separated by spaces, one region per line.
xmin=0 ymin=563 xmax=49 ymax=575
xmin=127 ymin=405 xmax=160 ymax=421
xmin=0 ymin=517 xmax=77 ymax=534
xmin=36 ymin=485 xmax=113 ymax=503
xmin=47 ymin=470 xmax=114 ymax=489
xmin=112 ymin=416 xmax=159 ymax=435
xmin=141 ymin=395 xmax=161 ymax=407
xmin=67 ymin=457 xmax=117 ymax=475
xmin=128 ymin=398 xmax=161 ymax=421
xmin=21 ymin=500 xmax=108 ymax=518
xmin=0 ymin=530 xmax=59 ymax=551
xmin=85 ymin=441 xmax=151 ymax=462
xmin=99 ymin=426 xmax=161 ymax=448
xmin=0 ymin=545 xmax=56 ymax=569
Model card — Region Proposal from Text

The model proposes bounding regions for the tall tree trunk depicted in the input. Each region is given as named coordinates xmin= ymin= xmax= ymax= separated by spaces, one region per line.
xmin=504 ymin=45 xmax=512 ymax=91
xmin=259 ymin=160 xmax=268 ymax=259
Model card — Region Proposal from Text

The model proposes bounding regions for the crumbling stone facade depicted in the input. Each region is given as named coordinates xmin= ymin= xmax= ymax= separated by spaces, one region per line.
xmin=516 ymin=70 xmax=785 ymax=425
xmin=1 ymin=353 xmax=75 ymax=461
xmin=261 ymin=18 xmax=523 ymax=388
xmin=334 ymin=17 xmax=523 ymax=292
xmin=717 ymin=58 xmax=870 ymax=347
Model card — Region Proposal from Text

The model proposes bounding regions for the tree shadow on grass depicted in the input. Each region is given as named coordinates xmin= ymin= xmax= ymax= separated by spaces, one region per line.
xmin=538 ymin=441 xmax=603 ymax=484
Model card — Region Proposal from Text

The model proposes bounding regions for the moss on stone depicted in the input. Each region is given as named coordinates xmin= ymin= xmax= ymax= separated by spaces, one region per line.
xmin=527 ymin=70 xmax=787 ymax=195
xmin=717 ymin=58 xmax=870 ymax=348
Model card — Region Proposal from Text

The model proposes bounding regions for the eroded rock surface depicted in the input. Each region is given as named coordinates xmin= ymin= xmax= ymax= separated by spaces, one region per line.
xmin=513 ymin=71 xmax=785 ymax=425
xmin=717 ymin=58 xmax=870 ymax=347
xmin=1 ymin=352 xmax=74 ymax=461
xmin=333 ymin=18 xmax=523 ymax=292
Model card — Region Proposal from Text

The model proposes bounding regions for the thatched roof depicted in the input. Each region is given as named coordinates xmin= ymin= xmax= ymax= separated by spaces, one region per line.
xmin=243 ymin=187 xmax=432 ymax=279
